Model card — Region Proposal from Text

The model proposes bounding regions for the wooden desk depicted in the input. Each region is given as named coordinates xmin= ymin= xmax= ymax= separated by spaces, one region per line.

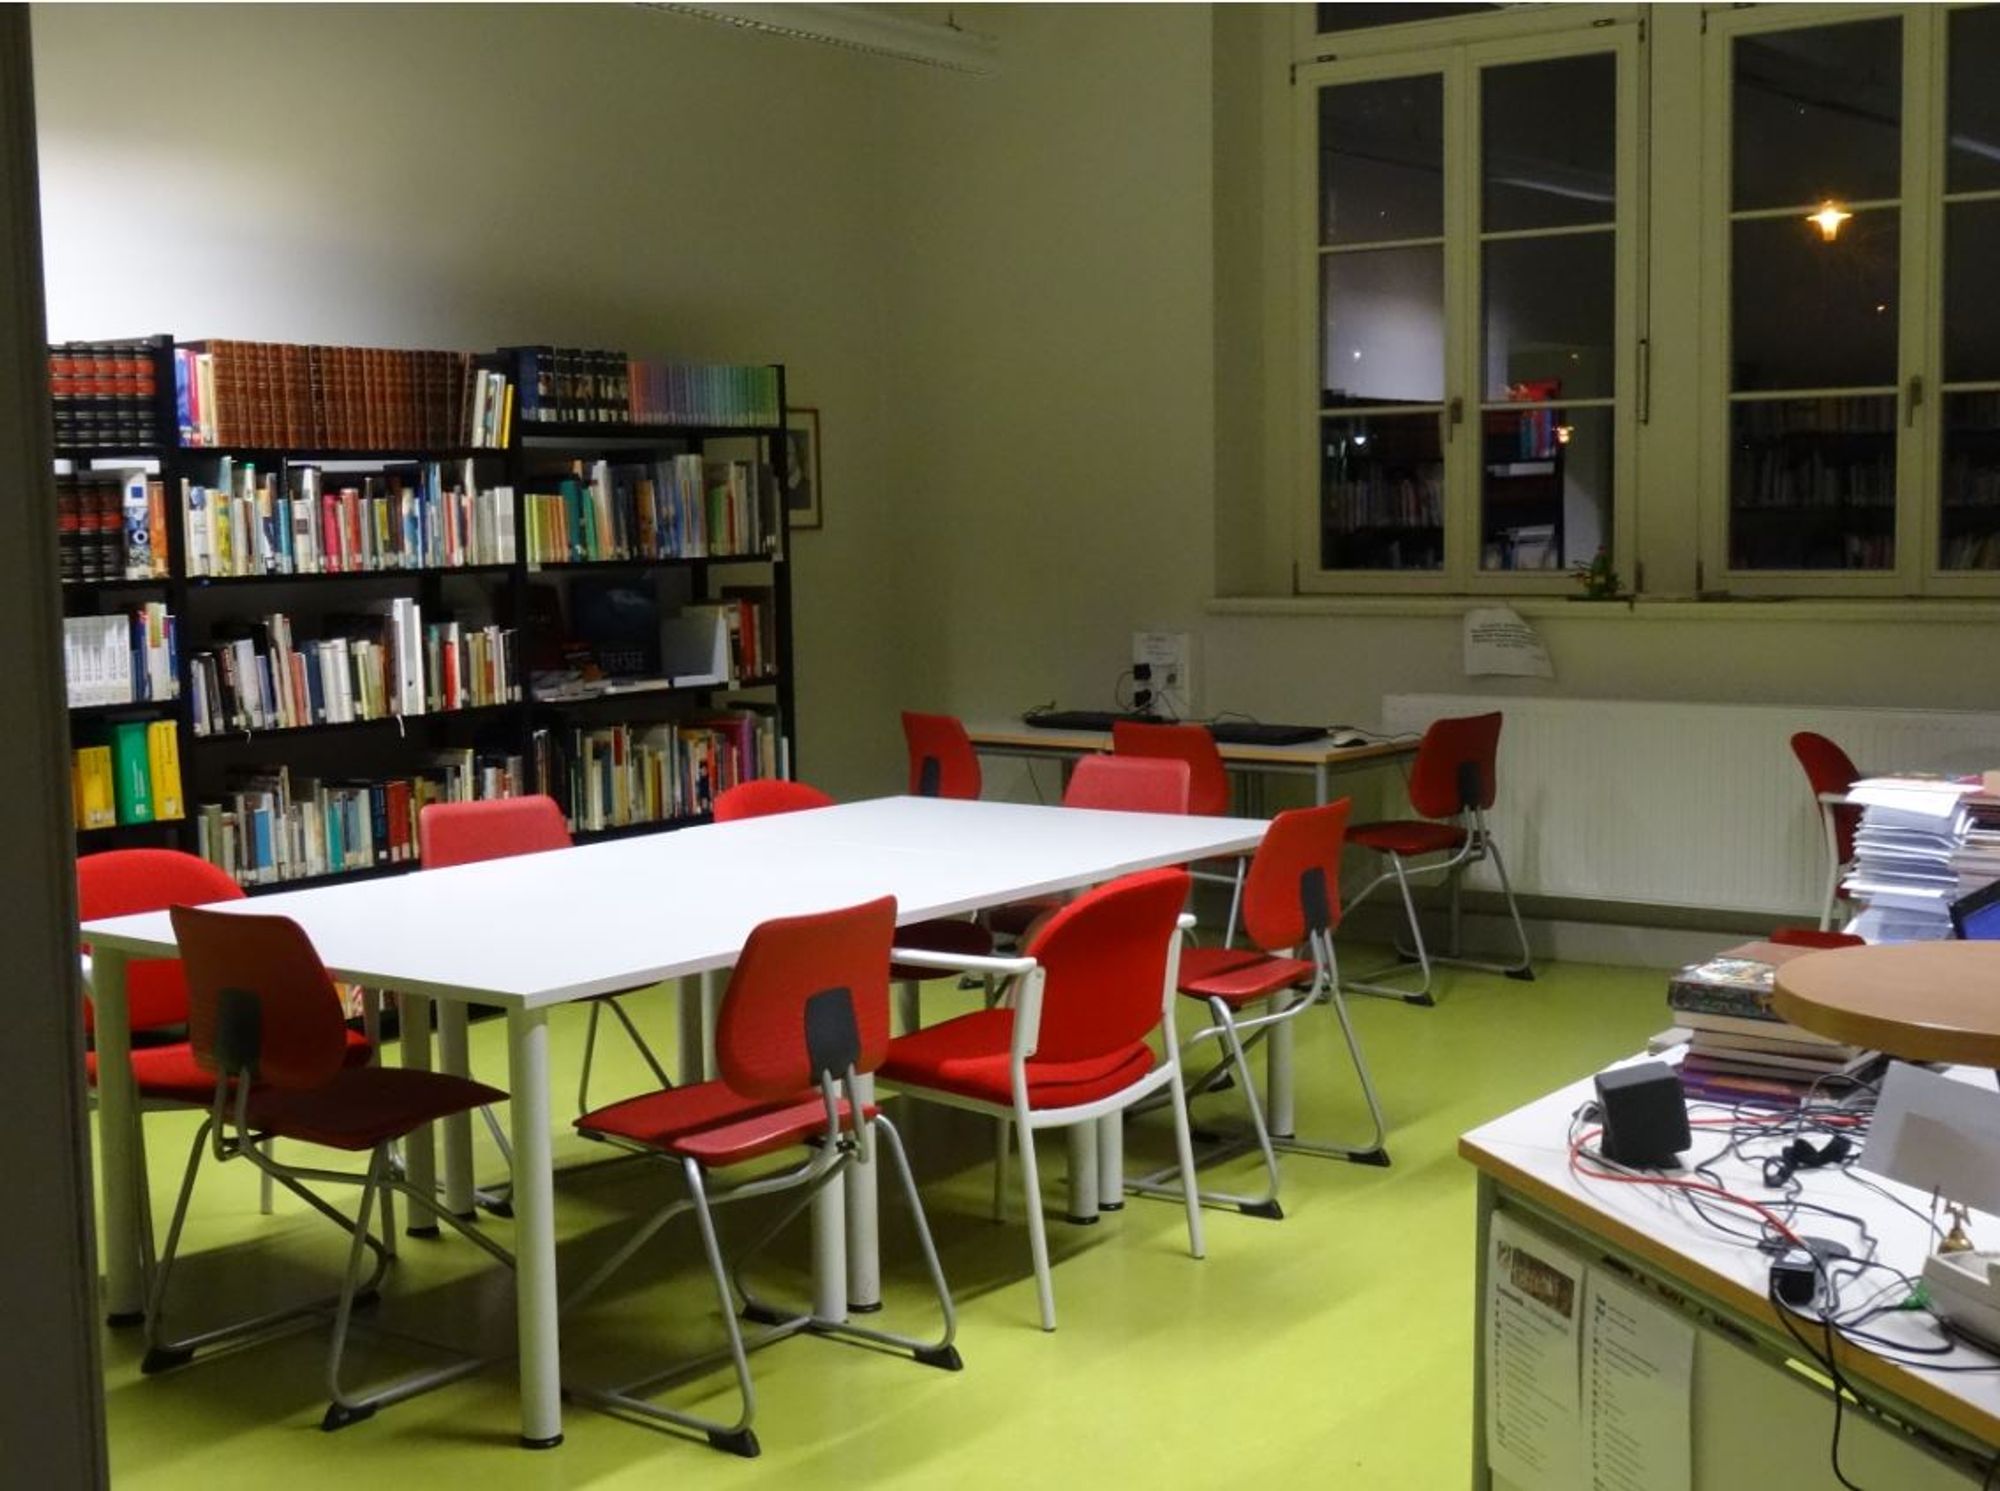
xmin=1462 ymin=1062 xmax=1999 ymax=1488
xmin=965 ymin=720 xmax=1415 ymax=805
xmin=1775 ymin=943 xmax=2000 ymax=1068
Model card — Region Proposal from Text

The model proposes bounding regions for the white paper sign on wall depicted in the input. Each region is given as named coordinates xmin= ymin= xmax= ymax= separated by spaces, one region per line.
xmin=1464 ymin=606 xmax=1553 ymax=680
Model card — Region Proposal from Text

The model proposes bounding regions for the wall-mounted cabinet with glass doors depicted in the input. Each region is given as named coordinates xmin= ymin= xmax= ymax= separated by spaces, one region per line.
xmin=1297 ymin=22 xmax=1640 ymax=594
xmin=1703 ymin=3 xmax=2000 ymax=595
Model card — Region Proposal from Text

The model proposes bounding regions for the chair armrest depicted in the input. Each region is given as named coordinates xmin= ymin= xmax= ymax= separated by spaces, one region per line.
xmin=78 ymin=951 xmax=93 ymax=994
xmin=887 ymin=946 xmax=1040 ymax=977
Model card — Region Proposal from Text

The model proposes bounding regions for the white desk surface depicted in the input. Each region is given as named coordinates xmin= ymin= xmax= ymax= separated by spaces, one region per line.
xmin=1461 ymin=1058 xmax=2000 ymax=1449
xmin=78 ymin=795 xmax=1266 ymax=1010
xmin=964 ymin=718 xmax=1416 ymax=769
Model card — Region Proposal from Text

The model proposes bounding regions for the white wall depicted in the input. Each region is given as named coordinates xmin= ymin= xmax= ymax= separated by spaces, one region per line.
xmin=32 ymin=2 xmax=910 ymax=798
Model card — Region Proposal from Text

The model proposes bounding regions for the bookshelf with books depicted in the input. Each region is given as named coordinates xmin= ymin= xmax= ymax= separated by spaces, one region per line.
xmin=55 ymin=334 xmax=796 ymax=893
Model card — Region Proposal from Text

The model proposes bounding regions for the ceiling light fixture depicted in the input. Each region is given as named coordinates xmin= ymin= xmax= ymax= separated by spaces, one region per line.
xmin=1807 ymin=200 xmax=1853 ymax=242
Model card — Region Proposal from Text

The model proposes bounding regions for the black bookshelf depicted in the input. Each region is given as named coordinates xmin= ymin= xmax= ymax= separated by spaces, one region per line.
xmin=61 ymin=338 xmax=796 ymax=893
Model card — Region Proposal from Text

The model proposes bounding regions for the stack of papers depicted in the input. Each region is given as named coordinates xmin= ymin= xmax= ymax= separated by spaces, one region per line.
xmin=1843 ymin=777 xmax=1980 ymax=943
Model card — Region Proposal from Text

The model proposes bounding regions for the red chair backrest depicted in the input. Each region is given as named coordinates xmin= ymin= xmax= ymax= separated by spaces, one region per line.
xmin=1407 ymin=712 xmax=1503 ymax=819
xmin=418 ymin=795 xmax=571 ymax=869
xmin=902 ymin=712 xmax=982 ymax=800
xmin=1023 ymin=868 xmax=1188 ymax=1063
xmin=1110 ymin=721 xmax=1231 ymax=816
xmin=1769 ymin=927 xmax=1865 ymax=950
xmin=77 ymin=849 xmax=246 ymax=1034
xmin=169 ymin=905 xmax=352 ymax=1089
xmin=715 ymin=896 xmax=897 ymax=1100
xmin=1063 ymin=755 xmax=1192 ymax=814
xmin=714 ymin=779 xmax=835 ymax=822
xmin=1790 ymin=732 xmax=1861 ymax=866
xmin=1241 ymin=800 xmax=1352 ymax=953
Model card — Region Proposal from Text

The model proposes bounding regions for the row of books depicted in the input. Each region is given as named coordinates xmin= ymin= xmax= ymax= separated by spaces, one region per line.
xmin=1942 ymin=529 xmax=2000 ymax=570
xmin=1323 ymin=474 xmax=1444 ymax=533
xmin=1841 ymin=776 xmax=1986 ymax=943
xmin=58 ymin=471 xmax=170 ymax=584
xmin=192 ymin=751 xmax=524 ymax=886
xmin=175 ymin=341 xmax=513 ymax=452
xmin=1730 ymin=447 xmax=1896 ymax=509
xmin=182 ymin=460 xmax=518 ymax=577
xmin=523 ymin=457 xmax=780 ymax=564
xmin=188 ymin=607 xmax=519 ymax=737
xmin=73 ymin=720 xmax=183 ymax=829
xmin=63 ymin=607 xmax=178 ymax=707
xmin=1663 ymin=941 xmax=1874 ymax=1107
xmin=49 ymin=338 xmax=165 ymax=449
xmin=506 ymin=346 xmax=781 ymax=428
xmin=533 ymin=710 xmax=780 ymax=831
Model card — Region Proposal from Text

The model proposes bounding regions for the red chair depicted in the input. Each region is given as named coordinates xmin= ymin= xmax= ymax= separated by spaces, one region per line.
xmin=713 ymin=779 xmax=834 ymax=820
xmin=1790 ymin=732 xmax=1861 ymax=932
xmin=1770 ymin=928 xmax=1865 ymax=951
xmin=419 ymin=797 xmax=670 ymax=1129
xmin=78 ymin=849 xmax=372 ymax=1231
xmin=1343 ymin=711 xmax=1532 ymax=1005
xmin=986 ymin=755 xmax=1193 ymax=940
xmin=902 ymin=711 xmax=982 ymax=800
xmin=570 ymin=896 xmax=958 ymax=1457
xmin=880 ymin=868 xmax=1205 ymax=1332
xmin=1112 ymin=720 xmax=1249 ymax=936
xmin=1130 ymin=801 xmax=1387 ymax=1221
xmin=144 ymin=906 xmax=511 ymax=1432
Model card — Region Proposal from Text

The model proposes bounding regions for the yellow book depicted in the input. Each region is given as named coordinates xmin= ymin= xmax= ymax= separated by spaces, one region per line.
xmin=75 ymin=746 xmax=116 ymax=830
xmin=499 ymin=380 xmax=515 ymax=448
xmin=147 ymin=720 xmax=184 ymax=821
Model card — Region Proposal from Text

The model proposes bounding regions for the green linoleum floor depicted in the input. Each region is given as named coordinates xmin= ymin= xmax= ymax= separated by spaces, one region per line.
xmin=99 ymin=954 xmax=1666 ymax=1489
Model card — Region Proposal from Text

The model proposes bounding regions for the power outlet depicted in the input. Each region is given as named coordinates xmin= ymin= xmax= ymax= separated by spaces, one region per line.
xmin=1132 ymin=630 xmax=1195 ymax=720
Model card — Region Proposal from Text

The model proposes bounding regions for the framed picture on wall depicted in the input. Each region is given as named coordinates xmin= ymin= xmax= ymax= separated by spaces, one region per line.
xmin=782 ymin=406 xmax=822 ymax=530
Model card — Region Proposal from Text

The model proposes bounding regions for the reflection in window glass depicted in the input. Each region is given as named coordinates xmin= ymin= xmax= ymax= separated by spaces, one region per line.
xmin=1482 ymin=55 xmax=1616 ymax=233
xmin=1482 ymin=233 xmax=1615 ymax=400
xmin=1732 ymin=19 xmax=1901 ymax=212
xmin=1321 ymin=414 xmax=1444 ymax=571
xmin=1481 ymin=406 xmax=1612 ymax=573
xmin=1945 ymin=201 xmax=2000 ymax=385
xmin=1948 ymin=6 xmax=2000 ymax=194
xmin=1729 ymin=396 xmax=1896 ymax=570
xmin=1731 ymin=210 xmax=1899 ymax=392
xmin=1942 ymin=393 xmax=2000 ymax=571
xmin=1322 ymin=246 xmax=1445 ymax=406
xmin=1319 ymin=75 xmax=1445 ymax=246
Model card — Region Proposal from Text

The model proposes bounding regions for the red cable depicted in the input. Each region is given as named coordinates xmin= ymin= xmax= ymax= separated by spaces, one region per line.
xmin=1568 ymin=1124 xmax=1809 ymax=1251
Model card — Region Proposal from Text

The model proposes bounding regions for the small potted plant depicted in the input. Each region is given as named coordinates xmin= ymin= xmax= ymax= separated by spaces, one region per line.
xmin=1571 ymin=545 xmax=1624 ymax=601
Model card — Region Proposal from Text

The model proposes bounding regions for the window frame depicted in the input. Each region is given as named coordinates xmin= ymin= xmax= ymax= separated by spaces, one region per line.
xmin=1294 ymin=19 xmax=1644 ymax=596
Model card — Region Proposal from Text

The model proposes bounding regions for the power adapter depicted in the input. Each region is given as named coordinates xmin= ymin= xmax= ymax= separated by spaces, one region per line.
xmin=1771 ymin=1250 xmax=1821 ymax=1308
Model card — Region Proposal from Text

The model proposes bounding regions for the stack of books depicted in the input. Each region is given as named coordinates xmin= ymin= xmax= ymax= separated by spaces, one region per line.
xmin=59 ymin=470 xmax=170 ymax=583
xmin=522 ymin=456 xmax=780 ymax=564
xmin=531 ymin=709 xmax=780 ymax=831
xmin=1665 ymin=941 xmax=1875 ymax=1107
xmin=1843 ymin=776 xmax=1982 ymax=942
xmin=63 ymin=606 xmax=178 ymax=707
xmin=72 ymin=720 xmax=183 ymax=830
xmin=505 ymin=346 xmax=781 ymax=428
xmin=49 ymin=338 xmax=164 ymax=449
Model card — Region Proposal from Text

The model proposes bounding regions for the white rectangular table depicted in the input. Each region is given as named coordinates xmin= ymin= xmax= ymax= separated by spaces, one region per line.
xmin=1462 ymin=1060 xmax=2000 ymax=1486
xmin=81 ymin=795 xmax=1267 ymax=1446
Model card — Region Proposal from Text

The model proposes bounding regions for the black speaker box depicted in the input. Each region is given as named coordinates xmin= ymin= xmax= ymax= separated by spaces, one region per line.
xmin=1593 ymin=1061 xmax=1690 ymax=1168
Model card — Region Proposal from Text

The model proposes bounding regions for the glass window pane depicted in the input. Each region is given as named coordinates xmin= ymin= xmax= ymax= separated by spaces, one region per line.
xmin=1322 ymin=245 xmax=1445 ymax=405
xmin=1731 ymin=210 xmax=1898 ymax=392
xmin=1481 ymin=55 xmax=1616 ymax=233
xmin=1321 ymin=413 xmax=1443 ymax=571
xmin=1319 ymin=76 xmax=1444 ymax=246
xmin=1482 ymin=232 xmax=1615 ymax=400
xmin=1480 ymin=405 xmax=1612 ymax=573
xmin=1730 ymin=396 xmax=1896 ymax=570
xmin=1943 ymin=393 xmax=2000 ymax=570
xmin=1317 ymin=3 xmax=1498 ymax=34
xmin=1732 ymin=19 xmax=1901 ymax=212
xmin=1948 ymin=7 xmax=2000 ymax=194
xmin=1945 ymin=201 xmax=2000 ymax=384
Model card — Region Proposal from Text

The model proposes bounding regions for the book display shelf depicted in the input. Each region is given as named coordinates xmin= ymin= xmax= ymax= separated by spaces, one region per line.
xmin=57 ymin=334 xmax=795 ymax=893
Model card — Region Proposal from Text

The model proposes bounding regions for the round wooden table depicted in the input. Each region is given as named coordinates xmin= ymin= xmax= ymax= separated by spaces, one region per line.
xmin=1773 ymin=942 xmax=2000 ymax=1067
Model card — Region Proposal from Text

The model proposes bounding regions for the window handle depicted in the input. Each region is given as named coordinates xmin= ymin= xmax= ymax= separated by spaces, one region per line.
xmin=1906 ymin=374 xmax=1925 ymax=428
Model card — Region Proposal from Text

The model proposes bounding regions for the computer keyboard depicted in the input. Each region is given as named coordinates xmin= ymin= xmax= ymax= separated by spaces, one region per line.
xmin=1020 ymin=709 xmax=1158 ymax=732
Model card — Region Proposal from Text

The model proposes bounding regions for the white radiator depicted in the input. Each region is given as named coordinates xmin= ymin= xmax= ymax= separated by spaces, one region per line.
xmin=1381 ymin=694 xmax=2000 ymax=918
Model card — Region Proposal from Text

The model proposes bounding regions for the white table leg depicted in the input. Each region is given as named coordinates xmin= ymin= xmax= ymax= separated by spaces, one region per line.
xmin=1065 ymin=1122 xmax=1099 ymax=1224
xmin=812 ymin=1157 xmax=848 ymax=1325
xmin=400 ymin=992 xmax=439 ymax=1235
xmin=1096 ymin=1113 xmax=1123 ymax=1211
xmin=508 ymin=1006 xmax=563 ymax=1448
xmin=91 ymin=947 xmax=147 ymax=1324
xmin=1268 ymin=1011 xmax=1297 ymax=1139
xmin=1315 ymin=761 xmax=1329 ymax=807
xmin=677 ymin=974 xmax=705 ymax=1084
xmin=845 ymin=1072 xmax=880 ymax=1312
xmin=436 ymin=1000 xmax=475 ymax=1219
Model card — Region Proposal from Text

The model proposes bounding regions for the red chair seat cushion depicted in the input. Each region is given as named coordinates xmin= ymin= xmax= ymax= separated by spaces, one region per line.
xmin=247 ymin=1066 xmax=504 ymax=1151
xmin=87 ymin=1027 xmax=374 ymax=1105
xmin=1349 ymin=819 xmax=1468 ymax=857
xmin=891 ymin=917 xmax=994 ymax=983
xmin=881 ymin=1008 xmax=1155 ymax=1111
xmin=577 ymin=1079 xmax=868 ymax=1167
xmin=1177 ymin=946 xmax=1316 ymax=1006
